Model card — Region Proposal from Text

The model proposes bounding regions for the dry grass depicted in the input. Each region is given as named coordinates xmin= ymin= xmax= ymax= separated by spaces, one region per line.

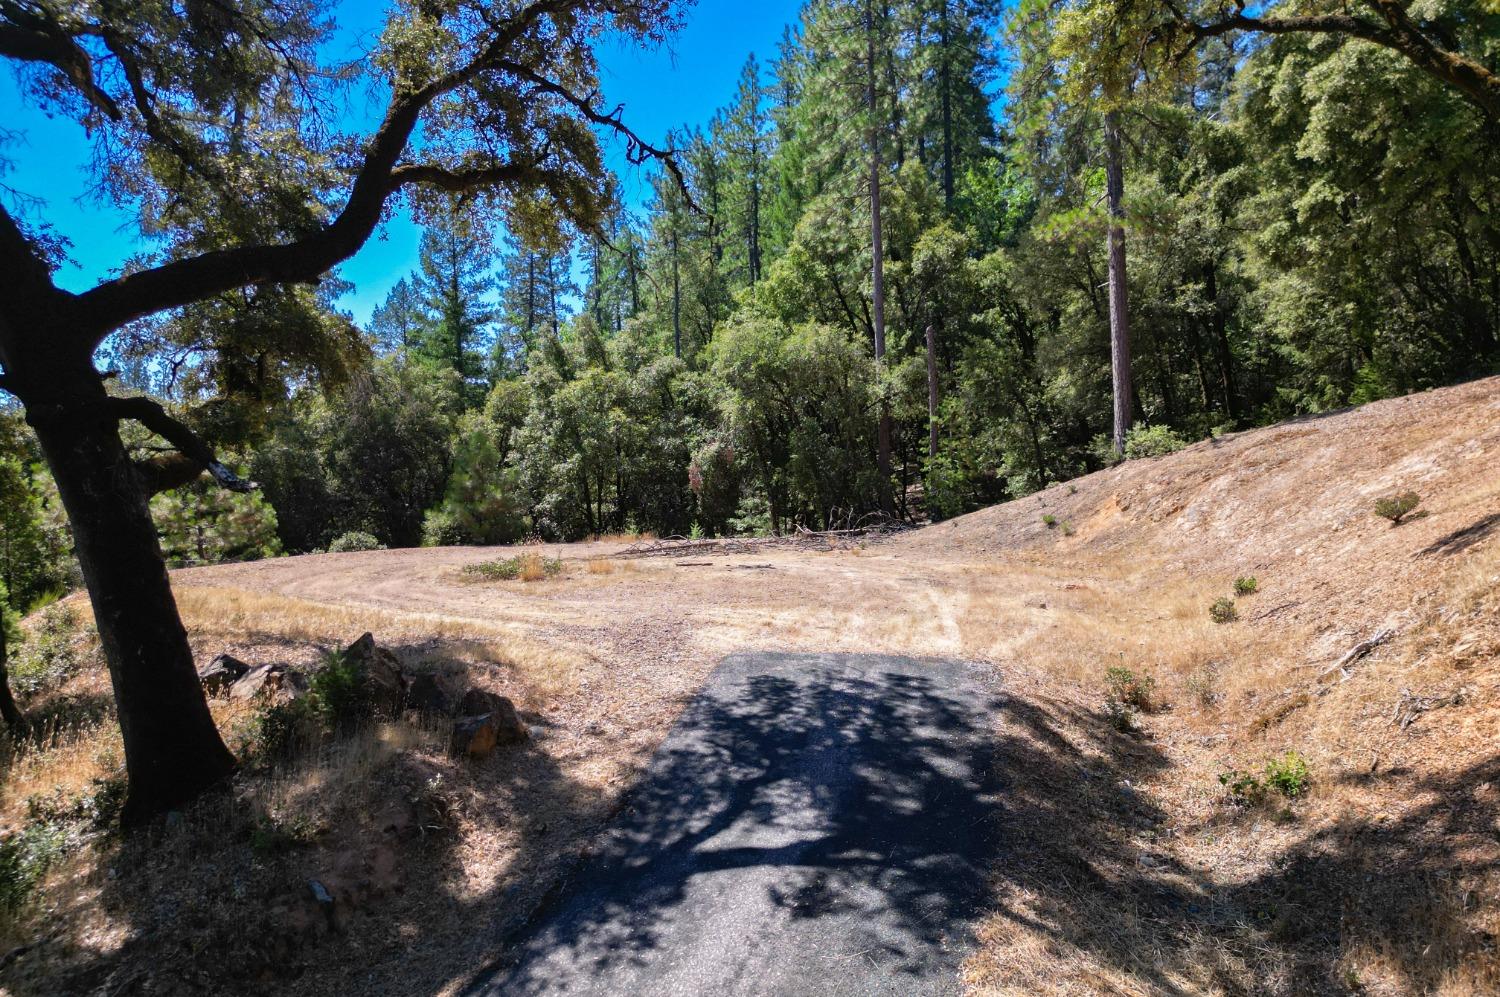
xmin=517 ymin=552 xmax=548 ymax=582
xmin=3 ymin=379 xmax=1496 ymax=995
xmin=174 ymin=585 xmax=585 ymax=703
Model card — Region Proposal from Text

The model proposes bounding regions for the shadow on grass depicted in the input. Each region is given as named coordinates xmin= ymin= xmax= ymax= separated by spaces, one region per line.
xmin=974 ymin=693 xmax=1500 ymax=995
xmin=0 ymin=637 xmax=611 ymax=997
xmin=7 ymin=651 xmax=1495 ymax=996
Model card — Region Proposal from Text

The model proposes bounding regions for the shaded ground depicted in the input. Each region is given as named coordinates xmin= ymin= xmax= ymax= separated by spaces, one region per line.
xmin=472 ymin=653 xmax=1002 ymax=997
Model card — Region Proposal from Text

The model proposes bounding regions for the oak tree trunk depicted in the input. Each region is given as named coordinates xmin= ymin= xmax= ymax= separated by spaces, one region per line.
xmin=24 ymin=365 xmax=235 ymax=824
xmin=1104 ymin=110 xmax=1133 ymax=457
xmin=0 ymin=619 xmax=24 ymax=731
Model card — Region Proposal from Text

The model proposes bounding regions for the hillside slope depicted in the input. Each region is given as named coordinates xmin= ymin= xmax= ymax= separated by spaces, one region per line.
xmin=904 ymin=375 xmax=1500 ymax=657
xmin=912 ymin=377 xmax=1500 ymax=995
xmin=2 ymin=378 xmax=1496 ymax=996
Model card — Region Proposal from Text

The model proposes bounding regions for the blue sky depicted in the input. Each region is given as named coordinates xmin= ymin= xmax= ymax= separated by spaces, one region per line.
xmin=0 ymin=0 xmax=805 ymax=324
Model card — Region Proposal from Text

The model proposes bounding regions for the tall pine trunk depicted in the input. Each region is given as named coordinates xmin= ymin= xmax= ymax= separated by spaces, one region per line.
xmin=1104 ymin=109 xmax=1133 ymax=457
xmin=940 ymin=0 xmax=955 ymax=208
xmin=866 ymin=1 xmax=894 ymax=516
xmin=671 ymin=228 xmax=682 ymax=358
xmin=926 ymin=325 xmax=940 ymax=459
xmin=23 ymin=362 xmax=234 ymax=824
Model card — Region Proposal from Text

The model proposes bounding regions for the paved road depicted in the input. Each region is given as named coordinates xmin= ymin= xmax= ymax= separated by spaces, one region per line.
xmin=470 ymin=652 xmax=1003 ymax=997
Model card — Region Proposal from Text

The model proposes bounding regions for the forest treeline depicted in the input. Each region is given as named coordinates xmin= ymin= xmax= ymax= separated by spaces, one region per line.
xmin=5 ymin=0 xmax=1498 ymax=575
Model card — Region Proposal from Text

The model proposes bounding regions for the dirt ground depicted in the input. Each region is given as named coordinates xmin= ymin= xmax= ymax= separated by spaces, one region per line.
xmin=4 ymin=376 xmax=1499 ymax=995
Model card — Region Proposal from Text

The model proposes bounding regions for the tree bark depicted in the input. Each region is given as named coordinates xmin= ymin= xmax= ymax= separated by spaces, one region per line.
xmin=24 ymin=369 xmax=234 ymax=824
xmin=1204 ymin=259 xmax=1238 ymax=419
xmin=1104 ymin=109 xmax=1133 ymax=457
xmin=939 ymin=0 xmax=955 ymax=208
xmin=925 ymin=324 xmax=940 ymax=459
xmin=671 ymin=228 xmax=682 ymax=359
xmin=866 ymin=1 xmax=894 ymax=515
xmin=0 ymin=615 xmax=25 ymax=731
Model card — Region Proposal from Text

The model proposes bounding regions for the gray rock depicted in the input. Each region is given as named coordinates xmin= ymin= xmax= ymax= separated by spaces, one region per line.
xmin=229 ymin=663 xmax=307 ymax=701
xmin=198 ymin=654 xmax=251 ymax=695
xmin=405 ymin=672 xmax=454 ymax=715
xmin=343 ymin=632 xmax=404 ymax=710
xmin=449 ymin=715 xmax=499 ymax=759
xmin=460 ymin=688 xmax=528 ymax=745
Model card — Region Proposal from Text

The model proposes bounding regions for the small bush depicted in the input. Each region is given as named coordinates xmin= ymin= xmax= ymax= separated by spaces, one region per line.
xmin=465 ymin=553 xmax=562 ymax=582
xmin=252 ymin=699 xmax=316 ymax=764
xmin=1264 ymin=751 xmax=1310 ymax=798
xmin=0 ymin=821 xmax=69 ymax=916
xmin=1220 ymin=751 xmax=1311 ymax=805
xmin=1184 ymin=664 xmax=1220 ymax=708
xmin=1218 ymin=768 xmax=1265 ymax=805
xmin=1105 ymin=666 xmax=1156 ymax=711
xmin=1041 ymin=514 xmax=1057 ymax=528
xmin=327 ymin=530 xmax=385 ymax=553
xmin=308 ymin=650 xmax=370 ymax=731
xmin=24 ymin=775 xmax=126 ymax=832
xmin=587 ymin=559 xmax=616 ymax=575
xmin=249 ymin=813 xmax=320 ymax=854
xmin=1373 ymin=491 xmax=1422 ymax=525
xmin=1209 ymin=597 xmax=1238 ymax=624
xmin=1124 ymin=423 xmax=1189 ymax=460
xmin=1233 ymin=576 xmax=1258 ymax=596
xmin=1104 ymin=698 xmax=1136 ymax=733
xmin=1059 ymin=520 xmax=1075 ymax=536
xmin=10 ymin=603 xmax=84 ymax=697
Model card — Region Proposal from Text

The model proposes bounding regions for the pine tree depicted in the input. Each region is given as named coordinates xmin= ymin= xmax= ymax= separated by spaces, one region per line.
xmin=721 ymin=55 xmax=775 ymax=286
xmin=369 ymin=277 xmax=426 ymax=358
xmin=413 ymin=199 xmax=496 ymax=406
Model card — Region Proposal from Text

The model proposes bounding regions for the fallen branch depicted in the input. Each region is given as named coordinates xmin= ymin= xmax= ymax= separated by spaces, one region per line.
xmin=1392 ymin=686 xmax=1470 ymax=729
xmin=1316 ymin=628 xmax=1397 ymax=684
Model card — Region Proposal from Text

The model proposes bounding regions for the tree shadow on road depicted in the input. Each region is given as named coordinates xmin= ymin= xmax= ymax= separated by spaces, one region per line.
xmin=470 ymin=653 xmax=1006 ymax=995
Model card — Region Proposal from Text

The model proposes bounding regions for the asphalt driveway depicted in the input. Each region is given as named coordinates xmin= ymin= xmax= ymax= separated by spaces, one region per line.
xmin=470 ymin=651 xmax=1003 ymax=997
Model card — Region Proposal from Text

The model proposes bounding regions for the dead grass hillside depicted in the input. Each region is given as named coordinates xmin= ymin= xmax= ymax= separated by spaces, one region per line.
xmin=0 ymin=378 xmax=1496 ymax=996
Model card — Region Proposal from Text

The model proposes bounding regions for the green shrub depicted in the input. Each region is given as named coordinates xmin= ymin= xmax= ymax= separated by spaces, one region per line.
xmin=1184 ymin=664 xmax=1219 ymax=708
xmin=1105 ymin=666 xmax=1156 ymax=711
xmin=1059 ymin=520 xmax=1076 ymax=536
xmin=1209 ymin=597 xmax=1238 ymax=624
xmin=1233 ymin=576 xmax=1258 ymax=596
xmin=308 ymin=650 xmax=370 ymax=731
xmin=0 ymin=821 xmax=68 ymax=915
xmin=327 ymin=530 xmax=385 ymax=553
xmin=1041 ymin=514 xmax=1057 ymax=528
xmin=24 ymin=775 xmax=126 ymax=831
xmin=1373 ymin=491 xmax=1422 ymax=525
xmin=1219 ymin=751 xmax=1311 ymax=805
xmin=1218 ymin=768 xmax=1265 ymax=805
xmin=252 ymin=699 xmax=316 ymax=764
xmin=464 ymin=554 xmax=562 ymax=581
xmin=1123 ymin=424 xmax=1189 ymax=460
xmin=9 ymin=603 xmax=83 ymax=697
xmin=1104 ymin=698 xmax=1136 ymax=733
xmin=1263 ymin=751 xmax=1310 ymax=798
xmin=249 ymin=812 xmax=319 ymax=854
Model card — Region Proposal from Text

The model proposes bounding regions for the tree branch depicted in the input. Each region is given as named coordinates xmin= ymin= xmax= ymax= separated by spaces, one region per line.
xmin=69 ymin=0 xmax=580 ymax=343
xmin=0 ymin=3 xmax=120 ymax=120
xmin=109 ymin=396 xmax=254 ymax=495
xmin=0 ymin=199 xmax=54 ymax=300
xmin=1182 ymin=3 xmax=1500 ymax=120
xmin=494 ymin=59 xmax=702 ymax=213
